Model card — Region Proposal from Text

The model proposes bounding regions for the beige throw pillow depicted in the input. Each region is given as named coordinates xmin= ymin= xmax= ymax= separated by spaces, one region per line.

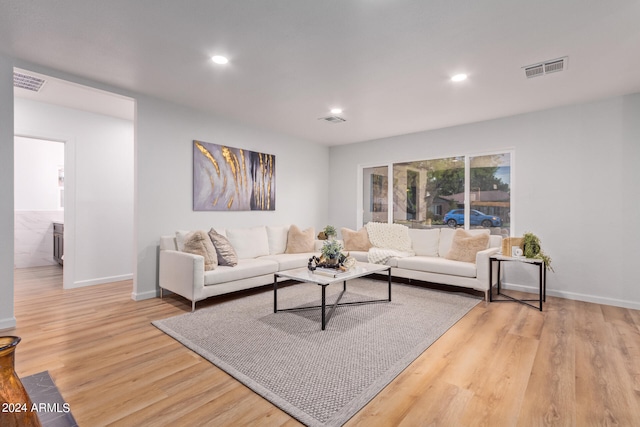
xmin=182 ymin=230 xmax=218 ymax=271
xmin=445 ymin=229 xmax=490 ymax=263
xmin=208 ymin=228 xmax=238 ymax=266
xmin=341 ymin=227 xmax=372 ymax=251
xmin=285 ymin=225 xmax=315 ymax=253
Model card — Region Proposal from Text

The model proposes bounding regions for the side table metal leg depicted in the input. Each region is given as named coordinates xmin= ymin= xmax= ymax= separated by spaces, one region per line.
xmin=497 ymin=259 xmax=502 ymax=295
xmin=539 ymin=263 xmax=543 ymax=311
xmin=489 ymin=259 xmax=493 ymax=302
xmin=388 ymin=268 xmax=392 ymax=301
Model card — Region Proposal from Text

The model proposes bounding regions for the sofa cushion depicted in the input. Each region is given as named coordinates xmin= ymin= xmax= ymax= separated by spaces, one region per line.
xmin=203 ymin=258 xmax=279 ymax=286
xmin=182 ymin=230 xmax=218 ymax=271
xmin=285 ymin=225 xmax=315 ymax=253
xmin=267 ymin=225 xmax=289 ymax=255
xmin=408 ymin=228 xmax=440 ymax=257
xmin=396 ymin=256 xmax=477 ymax=278
xmin=260 ymin=253 xmax=314 ymax=270
xmin=341 ymin=227 xmax=372 ymax=251
xmin=226 ymin=226 xmax=270 ymax=259
xmin=208 ymin=228 xmax=238 ymax=266
xmin=445 ymin=229 xmax=490 ymax=263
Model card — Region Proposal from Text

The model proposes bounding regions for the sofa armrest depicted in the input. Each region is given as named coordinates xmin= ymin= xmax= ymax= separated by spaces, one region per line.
xmin=159 ymin=249 xmax=205 ymax=302
xmin=475 ymin=246 xmax=500 ymax=289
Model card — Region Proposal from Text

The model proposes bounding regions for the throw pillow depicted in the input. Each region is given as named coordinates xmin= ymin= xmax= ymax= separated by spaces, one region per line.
xmin=266 ymin=225 xmax=290 ymax=255
xmin=285 ymin=225 xmax=315 ymax=254
xmin=182 ymin=230 xmax=218 ymax=271
xmin=208 ymin=228 xmax=238 ymax=266
xmin=341 ymin=227 xmax=372 ymax=251
xmin=408 ymin=228 xmax=440 ymax=256
xmin=445 ymin=229 xmax=490 ymax=263
xmin=175 ymin=230 xmax=192 ymax=252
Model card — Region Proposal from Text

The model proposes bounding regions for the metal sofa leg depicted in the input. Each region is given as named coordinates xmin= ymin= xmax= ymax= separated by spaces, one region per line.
xmin=192 ymin=300 xmax=196 ymax=312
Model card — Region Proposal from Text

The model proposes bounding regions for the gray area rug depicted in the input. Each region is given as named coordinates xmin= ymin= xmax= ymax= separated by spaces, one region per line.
xmin=153 ymin=278 xmax=480 ymax=427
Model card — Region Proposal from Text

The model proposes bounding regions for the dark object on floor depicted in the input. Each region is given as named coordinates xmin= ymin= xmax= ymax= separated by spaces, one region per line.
xmin=21 ymin=371 xmax=77 ymax=427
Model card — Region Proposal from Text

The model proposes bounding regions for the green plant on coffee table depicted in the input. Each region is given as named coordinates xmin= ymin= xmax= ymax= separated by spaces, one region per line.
xmin=323 ymin=225 xmax=337 ymax=239
xmin=522 ymin=232 xmax=554 ymax=272
xmin=321 ymin=239 xmax=343 ymax=260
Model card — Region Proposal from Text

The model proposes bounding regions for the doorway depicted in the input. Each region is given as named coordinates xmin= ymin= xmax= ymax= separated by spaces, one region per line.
xmin=14 ymin=136 xmax=65 ymax=270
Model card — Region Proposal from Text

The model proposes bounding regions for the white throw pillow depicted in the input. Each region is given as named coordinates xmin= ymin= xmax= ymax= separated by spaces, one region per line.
xmin=266 ymin=225 xmax=290 ymax=255
xmin=408 ymin=228 xmax=440 ymax=257
xmin=175 ymin=230 xmax=192 ymax=252
xmin=225 ymin=226 xmax=270 ymax=259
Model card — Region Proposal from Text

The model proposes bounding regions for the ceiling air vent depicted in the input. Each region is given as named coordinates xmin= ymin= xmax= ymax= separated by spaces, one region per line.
xmin=13 ymin=72 xmax=46 ymax=92
xmin=318 ymin=116 xmax=346 ymax=123
xmin=523 ymin=56 xmax=568 ymax=79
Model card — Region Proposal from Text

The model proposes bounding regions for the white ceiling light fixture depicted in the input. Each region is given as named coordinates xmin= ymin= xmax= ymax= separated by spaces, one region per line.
xmin=330 ymin=108 xmax=343 ymax=114
xmin=451 ymin=73 xmax=467 ymax=82
xmin=211 ymin=55 xmax=229 ymax=65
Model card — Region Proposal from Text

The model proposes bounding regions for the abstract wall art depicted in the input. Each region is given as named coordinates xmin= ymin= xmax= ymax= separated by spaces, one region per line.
xmin=193 ymin=140 xmax=276 ymax=211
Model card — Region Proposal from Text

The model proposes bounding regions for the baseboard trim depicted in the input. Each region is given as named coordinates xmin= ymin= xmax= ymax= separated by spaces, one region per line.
xmin=0 ymin=316 xmax=17 ymax=331
xmin=131 ymin=289 xmax=159 ymax=301
xmin=501 ymin=282 xmax=640 ymax=310
xmin=68 ymin=273 xmax=134 ymax=289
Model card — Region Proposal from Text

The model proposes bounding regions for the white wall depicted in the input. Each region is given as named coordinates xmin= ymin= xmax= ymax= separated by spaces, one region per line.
xmin=14 ymin=97 xmax=134 ymax=288
xmin=0 ymin=55 xmax=16 ymax=329
xmin=133 ymin=95 xmax=330 ymax=300
xmin=329 ymin=93 xmax=640 ymax=309
xmin=14 ymin=136 xmax=65 ymax=210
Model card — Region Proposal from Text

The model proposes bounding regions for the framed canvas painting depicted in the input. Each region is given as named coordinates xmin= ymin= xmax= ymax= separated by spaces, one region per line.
xmin=193 ymin=140 xmax=276 ymax=211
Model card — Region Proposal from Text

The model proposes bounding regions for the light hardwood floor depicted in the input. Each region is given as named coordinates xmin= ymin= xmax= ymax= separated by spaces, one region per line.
xmin=7 ymin=266 xmax=640 ymax=426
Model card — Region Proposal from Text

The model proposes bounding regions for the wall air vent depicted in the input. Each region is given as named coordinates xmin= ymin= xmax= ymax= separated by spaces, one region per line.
xmin=318 ymin=116 xmax=346 ymax=123
xmin=13 ymin=72 xmax=46 ymax=92
xmin=523 ymin=56 xmax=568 ymax=78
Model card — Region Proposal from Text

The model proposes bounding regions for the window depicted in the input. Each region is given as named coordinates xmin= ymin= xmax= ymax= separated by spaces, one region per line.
xmin=469 ymin=153 xmax=511 ymax=234
xmin=392 ymin=157 xmax=463 ymax=228
xmin=363 ymin=166 xmax=388 ymax=224
xmin=361 ymin=152 xmax=512 ymax=235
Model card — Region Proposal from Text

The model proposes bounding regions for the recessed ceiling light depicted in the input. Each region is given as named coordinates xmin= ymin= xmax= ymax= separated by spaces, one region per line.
xmin=211 ymin=55 xmax=229 ymax=65
xmin=330 ymin=108 xmax=343 ymax=114
xmin=451 ymin=73 xmax=467 ymax=82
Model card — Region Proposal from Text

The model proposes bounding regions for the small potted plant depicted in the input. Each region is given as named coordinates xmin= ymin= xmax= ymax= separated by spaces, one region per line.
xmin=522 ymin=232 xmax=554 ymax=272
xmin=320 ymin=239 xmax=343 ymax=266
xmin=323 ymin=225 xmax=337 ymax=240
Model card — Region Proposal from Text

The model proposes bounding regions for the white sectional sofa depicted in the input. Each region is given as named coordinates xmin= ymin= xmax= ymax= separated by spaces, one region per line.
xmin=345 ymin=227 xmax=501 ymax=301
xmin=158 ymin=224 xmax=502 ymax=311
xmin=159 ymin=225 xmax=319 ymax=311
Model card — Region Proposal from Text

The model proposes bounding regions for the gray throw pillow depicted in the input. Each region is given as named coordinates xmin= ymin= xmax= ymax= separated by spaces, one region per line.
xmin=208 ymin=228 xmax=238 ymax=266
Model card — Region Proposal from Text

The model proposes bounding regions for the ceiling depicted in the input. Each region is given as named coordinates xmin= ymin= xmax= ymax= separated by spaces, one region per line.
xmin=2 ymin=0 xmax=639 ymax=146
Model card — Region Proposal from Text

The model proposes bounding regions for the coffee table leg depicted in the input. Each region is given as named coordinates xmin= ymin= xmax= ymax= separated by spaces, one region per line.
xmin=273 ymin=274 xmax=278 ymax=313
xmin=388 ymin=268 xmax=392 ymax=301
xmin=321 ymin=285 xmax=326 ymax=330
